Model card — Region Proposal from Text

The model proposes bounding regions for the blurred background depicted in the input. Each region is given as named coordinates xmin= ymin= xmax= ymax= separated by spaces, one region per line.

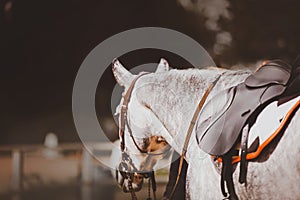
xmin=1 ymin=0 xmax=300 ymax=199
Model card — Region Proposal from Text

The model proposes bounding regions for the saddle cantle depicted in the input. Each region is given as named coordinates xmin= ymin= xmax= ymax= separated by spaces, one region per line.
xmin=197 ymin=60 xmax=292 ymax=156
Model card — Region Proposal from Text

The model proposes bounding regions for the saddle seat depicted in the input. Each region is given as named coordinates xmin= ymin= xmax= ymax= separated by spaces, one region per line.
xmin=196 ymin=60 xmax=292 ymax=156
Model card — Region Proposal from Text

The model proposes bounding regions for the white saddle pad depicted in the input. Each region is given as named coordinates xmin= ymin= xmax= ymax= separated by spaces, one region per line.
xmin=248 ymin=95 xmax=300 ymax=146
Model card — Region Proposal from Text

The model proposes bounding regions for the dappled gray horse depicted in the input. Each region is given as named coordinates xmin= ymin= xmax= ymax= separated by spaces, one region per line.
xmin=111 ymin=58 xmax=300 ymax=199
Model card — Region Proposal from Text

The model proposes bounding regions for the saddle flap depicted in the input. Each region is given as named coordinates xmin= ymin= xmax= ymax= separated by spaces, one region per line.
xmin=197 ymin=82 xmax=286 ymax=156
xmin=196 ymin=87 xmax=236 ymax=154
xmin=245 ymin=61 xmax=291 ymax=88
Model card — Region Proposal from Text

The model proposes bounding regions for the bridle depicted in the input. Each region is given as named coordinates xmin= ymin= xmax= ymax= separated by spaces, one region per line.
xmin=116 ymin=70 xmax=222 ymax=200
xmin=116 ymin=151 xmax=157 ymax=199
xmin=116 ymin=72 xmax=165 ymax=200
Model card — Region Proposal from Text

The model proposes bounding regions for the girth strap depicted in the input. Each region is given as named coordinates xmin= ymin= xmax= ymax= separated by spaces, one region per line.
xmin=221 ymin=153 xmax=238 ymax=200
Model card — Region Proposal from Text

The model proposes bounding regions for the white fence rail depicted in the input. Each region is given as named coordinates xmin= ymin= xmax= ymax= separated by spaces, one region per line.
xmin=0 ymin=142 xmax=113 ymax=192
xmin=0 ymin=142 xmax=170 ymax=195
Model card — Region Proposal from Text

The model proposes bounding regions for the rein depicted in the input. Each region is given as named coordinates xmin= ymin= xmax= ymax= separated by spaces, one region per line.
xmin=168 ymin=74 xmax=222 ymax=199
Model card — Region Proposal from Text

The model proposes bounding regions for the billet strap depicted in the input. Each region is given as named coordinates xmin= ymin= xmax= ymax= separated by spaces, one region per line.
xmin=120 ymin=72 xmax=149 ymax=152
xmin=169 ymin=74 xmax=222 ymax=199
xmin=239 ymin=124 xmax=249 ymax=184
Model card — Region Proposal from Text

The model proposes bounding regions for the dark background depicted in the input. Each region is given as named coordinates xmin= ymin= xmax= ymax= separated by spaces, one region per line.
xmin=1 ymin=0 xmax=300 ymax=144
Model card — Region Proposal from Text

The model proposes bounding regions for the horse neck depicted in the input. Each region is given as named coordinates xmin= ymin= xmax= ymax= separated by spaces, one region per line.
xmin=136 ymin=67 xmax=250 ymax=156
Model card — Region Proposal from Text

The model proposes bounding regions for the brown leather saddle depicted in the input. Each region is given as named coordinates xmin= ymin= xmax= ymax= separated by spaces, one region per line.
xmin=197 ymin=60 xmax=292 ymax=156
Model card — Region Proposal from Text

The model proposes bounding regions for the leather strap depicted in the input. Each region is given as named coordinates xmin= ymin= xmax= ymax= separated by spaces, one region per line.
xmin=239 ymin=124 xmax=249 ymax=184
xmin=169 ymin=74 xmax=222 ymax=199
xmin=120 ymin=72 xmax=149 ymax=152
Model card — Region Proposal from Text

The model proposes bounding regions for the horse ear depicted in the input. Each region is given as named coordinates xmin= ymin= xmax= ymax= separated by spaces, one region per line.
xmin=155 ymin=58 xmax=169 ymax=73
xmin=112 ymin=59 xmax=134 ymax=87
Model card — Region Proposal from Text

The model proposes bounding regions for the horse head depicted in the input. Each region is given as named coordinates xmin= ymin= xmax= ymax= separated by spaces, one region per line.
xmin=112 ymin=58 xmax=172 ymax=193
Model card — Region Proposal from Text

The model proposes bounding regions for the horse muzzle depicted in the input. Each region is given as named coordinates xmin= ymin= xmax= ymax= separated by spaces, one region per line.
xmin=115 ymin=168 xmax=145 ymax=193
xmin=123 ymin=174 xmax=144 ymax=193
